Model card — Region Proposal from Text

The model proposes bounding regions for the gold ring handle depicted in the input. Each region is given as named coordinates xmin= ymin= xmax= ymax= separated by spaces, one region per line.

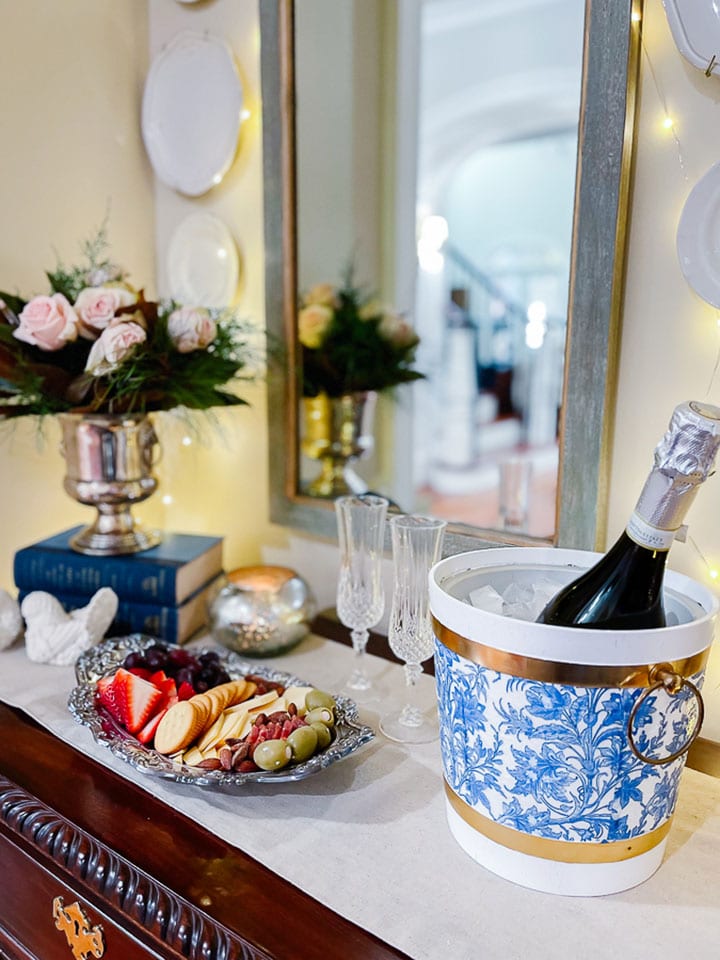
xmin=627 ymin=664 xmax=704 ymax=766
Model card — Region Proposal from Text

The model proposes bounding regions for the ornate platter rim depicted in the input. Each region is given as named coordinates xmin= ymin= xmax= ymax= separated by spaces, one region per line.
xmin=68 ymin=634 xmax=375 ymax=786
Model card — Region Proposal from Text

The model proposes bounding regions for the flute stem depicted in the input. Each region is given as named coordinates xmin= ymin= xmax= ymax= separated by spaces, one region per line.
xmin=399 ymin=663 xmax=423 ymax=727
xmin=346 ymin=628 xmax=371 ymax=691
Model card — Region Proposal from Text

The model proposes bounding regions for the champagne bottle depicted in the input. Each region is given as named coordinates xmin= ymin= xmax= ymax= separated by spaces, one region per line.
xmin=537 ymin=401 xmax=720 ymax=629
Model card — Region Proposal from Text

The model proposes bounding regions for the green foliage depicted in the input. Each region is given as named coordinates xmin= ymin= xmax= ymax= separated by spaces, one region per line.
xmin=299 ymin=277 xmax=423 ymax=398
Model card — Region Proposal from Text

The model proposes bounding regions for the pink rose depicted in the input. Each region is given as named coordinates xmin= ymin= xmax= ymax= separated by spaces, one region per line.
xmin=304 ymin=283 xmax=338 ymax=308
xmin=84 ymin=321 xmax=146 ymax=376
xmin=74 ymin=286 xmax=137 ymax=339
xmin=298 ymin=304 xmax=333 ymax=349
xmin=13 ymin=294 xmax=79 ymax=351
xmin=167 ymin=306 xmax=216 ymax=353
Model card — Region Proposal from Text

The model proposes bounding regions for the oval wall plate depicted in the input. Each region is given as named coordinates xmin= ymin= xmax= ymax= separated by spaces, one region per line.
xmin=677 ymin=160 xmax=720 ymax=308
xmin=142 ymin=31 xmax=244 ymax=196
xmin=662 ymin=0 xmax=720 ymax=75
xmin=167 ymin=212 xmax=240 ymax=308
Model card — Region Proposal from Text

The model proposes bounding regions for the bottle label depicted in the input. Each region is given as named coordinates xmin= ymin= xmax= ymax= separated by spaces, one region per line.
xmin=626 ymin=512 xmax=676 ymax=551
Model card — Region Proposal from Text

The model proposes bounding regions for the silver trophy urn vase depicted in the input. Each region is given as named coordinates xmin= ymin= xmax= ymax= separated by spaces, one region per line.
xmin=59 ymin=412 xmax=162 ymax=556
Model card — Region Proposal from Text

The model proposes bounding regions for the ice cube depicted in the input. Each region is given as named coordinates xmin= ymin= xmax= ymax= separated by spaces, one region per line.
xmin=468 ymin=584 xmax=504 ymax=614
xmin=502 ymin=576 xmax=561 ymax=621
xmin=502 ymin=581 xmax=535 ymax=605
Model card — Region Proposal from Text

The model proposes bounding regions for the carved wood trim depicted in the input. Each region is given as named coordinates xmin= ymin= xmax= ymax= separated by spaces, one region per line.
xmin=0 ymin=775 xmax=272 ymax=960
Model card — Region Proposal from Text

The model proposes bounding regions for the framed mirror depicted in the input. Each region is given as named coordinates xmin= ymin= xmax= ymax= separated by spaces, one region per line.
xmin=261 ymin=0 xmax=641 ymax=554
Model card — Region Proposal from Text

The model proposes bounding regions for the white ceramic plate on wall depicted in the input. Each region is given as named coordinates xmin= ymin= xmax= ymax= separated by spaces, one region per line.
xmin=142 ymin=31 xmax=244 ymax=196
xmin=167 ymin=212 xmax=240 ymax=308
xmin=662 ymin=1 xmax=720 ymax=75
xmin=677 ymin=160 xmax=720 ymax=308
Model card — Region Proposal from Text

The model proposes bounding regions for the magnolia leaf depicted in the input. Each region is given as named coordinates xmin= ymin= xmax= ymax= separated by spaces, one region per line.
xmin=0 ymin=291 xmax=25 ymax=318
xmin=65 ymin=372 xmax=95 ymax=406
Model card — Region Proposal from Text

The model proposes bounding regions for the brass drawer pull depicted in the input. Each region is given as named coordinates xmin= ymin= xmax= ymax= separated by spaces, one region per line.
xmin=52 ymin=896 xmax=105 ymax=960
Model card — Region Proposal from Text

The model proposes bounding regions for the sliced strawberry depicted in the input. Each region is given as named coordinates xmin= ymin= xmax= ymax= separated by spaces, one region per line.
xmin=148 ymin=670 xmax=170 ymax=685
xmin=136 ymin=707 xmax=167 ymax=745
xmin=176 ymin=681 xmax=196 ymax=701
xmin=150 ymin=677 xmax=179 ymax=713
xmin=127 ymin=666 xmax=152 ymax=680
xmin=113 ymin=668 xmax=164 ymax=734
xmin=96 ymin=673 xmax=123 ymax=722
xmin=154 ymin=677 xmax=177 ymax=696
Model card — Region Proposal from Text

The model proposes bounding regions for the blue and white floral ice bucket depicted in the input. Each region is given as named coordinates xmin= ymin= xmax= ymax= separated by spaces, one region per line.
xmin=429 ymin=547 xmax=718 ymax=896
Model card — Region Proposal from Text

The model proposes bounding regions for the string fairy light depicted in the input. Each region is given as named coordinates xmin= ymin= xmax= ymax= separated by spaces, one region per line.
xmin=704 ymin=318 xmax=720 ymax=396
xmin=640 ymin=33 xmax=689 ymax=180
xmin=688 ymin=535 xmax=719 ymax=582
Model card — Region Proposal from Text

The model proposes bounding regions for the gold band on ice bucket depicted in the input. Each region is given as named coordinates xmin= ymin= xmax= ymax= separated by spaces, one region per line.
xmin=444 ymin=782 xmax=672 ymax=863
xmin=432 ymin=618 xmax=709 ymax=688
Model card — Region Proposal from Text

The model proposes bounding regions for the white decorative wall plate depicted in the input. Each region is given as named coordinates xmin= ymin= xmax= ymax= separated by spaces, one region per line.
xmin=167 ymin=212 xmax=240 ymax=308
xmin=142 ymin=31 xmax=244 ymax=196
xmin=677 ymin=160 xmax=720 ymax=308
xmin=662 ymin=1 xmax=720 ymax=75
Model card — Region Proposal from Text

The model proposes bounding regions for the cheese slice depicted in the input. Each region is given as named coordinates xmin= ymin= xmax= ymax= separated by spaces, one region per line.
xmin=224 ymin=690 xmax=279 ymax=715
xmin=182 ymin=746 xmax=204 ymax=767
xmin=282 ymin=685 xmax=314 ymax=714
xmin=196 ymin=690 xmax=280 ymax=752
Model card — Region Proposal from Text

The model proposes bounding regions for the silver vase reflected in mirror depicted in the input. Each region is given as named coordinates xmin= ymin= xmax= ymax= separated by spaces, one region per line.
xmin=208 ymin=565 xmax=317 ymax=657
xmin=59 ymin=412 xmax=161 ymax=556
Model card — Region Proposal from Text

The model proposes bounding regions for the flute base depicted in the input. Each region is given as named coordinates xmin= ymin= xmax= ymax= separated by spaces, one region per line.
xmin=380 ymin=706 xmax=438 ymax=744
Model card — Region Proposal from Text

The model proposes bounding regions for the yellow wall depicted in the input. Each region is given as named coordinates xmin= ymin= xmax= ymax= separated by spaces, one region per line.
xmin=0 ymin=1 xmax=157 ymax=581
xmin=0 ymin=0 xmax=284 ymax=588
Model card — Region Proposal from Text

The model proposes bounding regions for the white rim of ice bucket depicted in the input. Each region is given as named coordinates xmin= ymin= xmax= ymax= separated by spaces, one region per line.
xmin=429 ymin=547 xmax=719 ymax=667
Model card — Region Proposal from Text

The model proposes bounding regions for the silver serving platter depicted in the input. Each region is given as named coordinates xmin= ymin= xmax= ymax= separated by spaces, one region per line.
xmin=69 ymin=634 xmax=375 ymax=786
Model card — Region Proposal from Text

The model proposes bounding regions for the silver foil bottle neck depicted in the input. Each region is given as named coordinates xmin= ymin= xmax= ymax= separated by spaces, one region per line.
xmin=635 ymin=400 xmax=720 ymax=531
xmin=653 ymin=400 xmax=720 ymax=481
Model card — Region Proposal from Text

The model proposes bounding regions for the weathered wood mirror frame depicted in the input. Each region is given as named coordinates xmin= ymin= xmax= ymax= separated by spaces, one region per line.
xmin=261 ymin=0 xmax=641 ymax=555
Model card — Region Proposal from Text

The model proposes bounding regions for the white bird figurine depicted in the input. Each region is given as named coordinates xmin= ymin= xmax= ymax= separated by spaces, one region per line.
xmin=0 ymin=589 xmax=23 ymax=650
xmin=21 ymin=587 xmax=119 ymax=666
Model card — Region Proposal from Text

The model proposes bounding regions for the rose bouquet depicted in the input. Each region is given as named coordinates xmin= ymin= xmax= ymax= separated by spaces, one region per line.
xmin=298 ymin=275 xmax=423 ymax=397
xmin=0 ymin=230 xmax=258 ymax=418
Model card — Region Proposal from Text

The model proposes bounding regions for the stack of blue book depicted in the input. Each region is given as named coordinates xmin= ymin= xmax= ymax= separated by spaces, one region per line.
xmin=14 ymin=527 xmax=224 ymax=645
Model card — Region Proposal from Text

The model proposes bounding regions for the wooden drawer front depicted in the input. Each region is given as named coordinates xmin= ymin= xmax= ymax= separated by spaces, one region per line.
xmin=0 ymin=833 xmax=162 ymax=960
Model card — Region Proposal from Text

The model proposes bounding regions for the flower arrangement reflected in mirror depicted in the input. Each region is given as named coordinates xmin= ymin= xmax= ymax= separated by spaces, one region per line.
xmin=0 ymin=225 xmax=262 ymax=554
xmin=298 ymin=270 xmax=423 ymax=497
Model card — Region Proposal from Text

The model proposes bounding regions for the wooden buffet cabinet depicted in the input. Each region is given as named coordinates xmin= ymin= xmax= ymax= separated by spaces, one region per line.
xmin=0 ymin=621 xmax=414 ymax=960
xmin=0 ymin=698 xmax=409 ymax=960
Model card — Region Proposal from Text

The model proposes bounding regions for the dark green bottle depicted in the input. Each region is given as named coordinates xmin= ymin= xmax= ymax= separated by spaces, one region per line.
xmin=538 ymin=401 xmax=720 ymax=629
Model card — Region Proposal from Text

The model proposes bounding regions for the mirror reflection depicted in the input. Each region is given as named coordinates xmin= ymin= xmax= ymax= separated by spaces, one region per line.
xmin=294 ymin=0 xmax=584 ymax=539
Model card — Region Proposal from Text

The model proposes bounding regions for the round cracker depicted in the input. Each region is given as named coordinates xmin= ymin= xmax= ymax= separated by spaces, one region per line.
xmin=154 ymin=700 xmax=204 ymax=755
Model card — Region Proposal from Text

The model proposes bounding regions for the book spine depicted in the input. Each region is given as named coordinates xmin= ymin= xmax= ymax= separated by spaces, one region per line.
xmin=18 ymin=591 xmax=179 ymax=644
xmin=13 ymin=549 xmax=177 ymax=605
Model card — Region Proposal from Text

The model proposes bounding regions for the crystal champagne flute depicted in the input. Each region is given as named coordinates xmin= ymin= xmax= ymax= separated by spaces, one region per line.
xmin=380 ymin=514 xmax=446 ymax=743
xmin=335 ymin=494 xmax=389 ymax=695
